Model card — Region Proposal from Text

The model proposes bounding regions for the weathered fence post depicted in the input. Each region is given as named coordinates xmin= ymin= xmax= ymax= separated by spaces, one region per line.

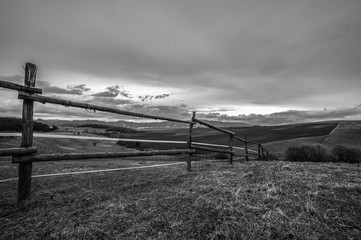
xmin=187 ymin=111 xmax=195 ymax=171
xmin=258 ymin=142 xmax=261 ymax=160
xmin=245 ymin=135 xmax=249 ymax=161
xmin=228 ymin=128 xmax=233 ymax=164
xmin=18 ymin=63 xmax=37 ymax=202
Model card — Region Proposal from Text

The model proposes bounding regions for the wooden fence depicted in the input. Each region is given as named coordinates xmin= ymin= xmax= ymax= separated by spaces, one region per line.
xmin=0 ymin=63 xmax=272 ymax=202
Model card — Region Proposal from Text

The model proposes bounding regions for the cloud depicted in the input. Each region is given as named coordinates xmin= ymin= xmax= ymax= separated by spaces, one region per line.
xmin=1 ymin=1 xmax=361 ymax=120
xmin=92 ymin=85 xmax=132 ymax=98
xmin=68 ymin=84 xmax=90 ymax=93
xmin=92 ymin=96 xmax=134 ymax=106
xmin=138 ymin=93 xmax=170 ymax=102
xmin=199 ymin=106 xmax=361 ymax=125
xmin=0 ymin=74 xmax=91 ymax=95
xmin=121 ymin=103 xmax=191 ymax=120
xmin=38 ymin=81 xmax=91 ymax=95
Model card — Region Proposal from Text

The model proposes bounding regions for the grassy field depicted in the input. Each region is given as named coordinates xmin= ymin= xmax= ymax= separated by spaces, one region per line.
xmin=1 ymin=121 xmax=360 ymax=239
xmin=119 ymin=121 xmax=339 ymax=150
xmin=1 ymin=160 xmax=360 ymax=239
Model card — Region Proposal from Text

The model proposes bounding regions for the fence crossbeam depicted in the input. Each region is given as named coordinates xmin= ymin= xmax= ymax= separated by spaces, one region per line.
xmin=18 ymin=92 xmax=192 ymax=124
xmin=0 ymin=147 xmax=37 ymax=157
xmin=0 ymin=79 xmax=42 ymax=94
xmin=13 ymin=149 xmax=196 ymax=163
xmin=190 ymin=144 xmax=234 ymax=154
xmin=193 ymin=118 xmax=235 ymax=135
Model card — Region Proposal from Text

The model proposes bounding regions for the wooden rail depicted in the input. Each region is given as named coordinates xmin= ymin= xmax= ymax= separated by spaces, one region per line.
xmin=13 ymin=149 xmax=196 ymax=163
xmin=17 ymin=63 xmax=37 ymax=202
xmin=233 ymin=135 xmax=247 ymax=143
xmin=191 ymin=114 xmax=269 ymax=162
xmin=190 ymin=145 xmax=234 ymax=154
xmin=193 ymin=118 xmax=235 ymax=135
xmin=18 ymin=92 xmax=192 ymax=124
xmin=0 ymin=147 xmax=37 ymax=156
xmin=0 ymin=79 xmax=42 ymax=94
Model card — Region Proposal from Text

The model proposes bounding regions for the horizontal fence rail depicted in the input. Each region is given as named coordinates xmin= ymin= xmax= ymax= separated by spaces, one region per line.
xmin=18 ymin=92 xmax=192 ymax=124
xmin=0 ymin=62 xmax=273 ymax=203
xmin=193 ymin=117 xmax=235 ymax=135
xmin=13 ymin=149 xmax=196 ymax=163
xmin=190 ymin=145 xmax=234 ymax=154
xmin=0 ymin=147 xmax=37 ymax=156
xmin=0 ymin=79 xmax=42 ymax=94
xmin=0 ymin=133 xmax=188 ymax=144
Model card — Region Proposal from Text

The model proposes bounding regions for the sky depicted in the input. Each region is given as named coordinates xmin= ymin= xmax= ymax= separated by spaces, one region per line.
xmin=0 ymin=0 xmax=361 ymax=125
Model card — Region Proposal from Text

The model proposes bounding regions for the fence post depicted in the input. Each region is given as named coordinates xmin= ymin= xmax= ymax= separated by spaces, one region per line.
xmin=258 ymin=142 xmax=261 ymax=160
xmin=229 ymin=128 xmax=233 ymax=164
xmin=245 ymin=135 xmax=249 ymax=161
xmin=18 ymin=62 xmax=37 ymax=203
xmin=261 ymin=146 xmax=265 ymax=160
xmin=187 ymin=111 xmax=195 ymax=171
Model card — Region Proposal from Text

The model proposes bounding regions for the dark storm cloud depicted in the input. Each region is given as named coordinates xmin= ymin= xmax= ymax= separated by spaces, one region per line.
xmin=2 ymin=1 xmax=360 ymax=89
xmin=1 ymin=0 xmax=361 ymax=122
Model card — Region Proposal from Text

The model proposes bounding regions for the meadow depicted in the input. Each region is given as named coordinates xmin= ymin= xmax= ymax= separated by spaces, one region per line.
xmin=1 ymin=120 xmax=361 ymax=239
xmin=1 ymin=160 xmax=360 ymax=239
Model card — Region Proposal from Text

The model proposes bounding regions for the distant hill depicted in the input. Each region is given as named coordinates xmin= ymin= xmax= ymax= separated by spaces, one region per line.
xmin=322 ymin=121 xmax=361 ymax=149
xmin=36 ymin=119 xmax=251 ymax=129
xmin=76 ymin=123 xmax=138 ymax=133
xmin=263 ymin=121 xmax=361 ymax=159
xmin=0 ymin=117 xmax=58 ymax=132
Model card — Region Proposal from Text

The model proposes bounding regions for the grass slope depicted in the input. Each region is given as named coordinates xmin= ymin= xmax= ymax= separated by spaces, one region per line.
xmin=323 ymin=122 xmax=361 ymax=149
xmin=124 ymin=121 xmax=338 ymax=150
xmin=264 ymin=121 xmax=361 ymax=159
xmin=1 ymin=161 xmax=360 ymax=239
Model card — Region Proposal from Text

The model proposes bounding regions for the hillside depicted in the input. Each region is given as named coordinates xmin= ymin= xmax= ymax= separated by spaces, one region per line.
xmin=36 ymin=118 xmax=251 ymax=129
xmin=0 ymin=117 xmax=57 ymax=132
xmin=76 ymin=123 xmax=138 ymax=134
xmin=263 ymin=121 xmax=361 ymax=159
xmin=323 ymin=122 xmax=361 ymax=149
xmin=122 ymin=121 xmax=339 ymax=150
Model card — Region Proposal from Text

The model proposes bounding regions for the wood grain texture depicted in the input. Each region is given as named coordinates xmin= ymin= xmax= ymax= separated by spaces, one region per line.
xmin=18 ymin=92 xmax=192 ymax=124
xmin=13 ymin=149 xmax=196 ymax=163
xmin=193 ymin=118 xmax=235 ymax=135
xmin=18 ymin=63 xmax=37 ymax=202
xmin=0 ymin=147 xmax=37 ymax=156
xmin=0 ymin=80 xmax=42 ymax=94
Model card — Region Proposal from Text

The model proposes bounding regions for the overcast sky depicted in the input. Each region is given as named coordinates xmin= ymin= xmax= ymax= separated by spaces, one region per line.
xmin=0 ymin=0 xmax=360 ymax=125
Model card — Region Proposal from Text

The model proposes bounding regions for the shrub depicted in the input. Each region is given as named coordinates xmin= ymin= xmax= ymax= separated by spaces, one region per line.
xmin=214 ymin=153 xmax=230 ymax=160
xmin=116 ymin=141 xmax=143 ymax=150
xmin=285 ymin=145 xmax=360 ymax=163
xmin=331 ymin=146 xmax=359 ymax=163
xmin=285 ymin=145 xmax=327 ymax=162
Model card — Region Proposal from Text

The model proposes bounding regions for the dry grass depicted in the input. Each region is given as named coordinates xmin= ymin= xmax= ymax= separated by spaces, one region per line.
xmin=1 ymin=160 xmax=360 ymax=240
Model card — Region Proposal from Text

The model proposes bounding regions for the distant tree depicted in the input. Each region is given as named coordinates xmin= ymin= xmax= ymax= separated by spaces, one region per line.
xmin=332 ymin=146 xmax=359 ymax=163
xmin=285 ymin=145 xmax=328 ymax=162
xmin=0 ymin=117 xmax=58 ymax=132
